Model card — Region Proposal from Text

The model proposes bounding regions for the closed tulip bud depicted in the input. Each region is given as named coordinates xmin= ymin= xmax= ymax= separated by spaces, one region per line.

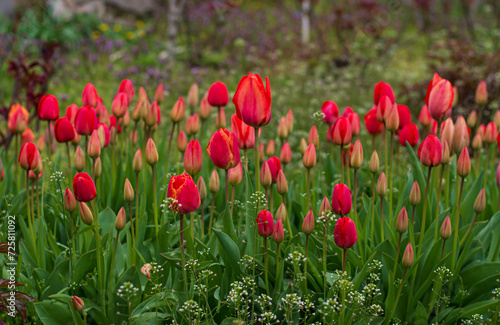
xmin=452 ymin=116 xmax=469 ymax=154
xmin=484 ymin=122 xmax=497 ymax=144
xmin=132 ymin=97 xmax=147 ymax=121
xmin=18 ymin=143 xmax=40 ymax=171
xmin=266 ymin=157 xmax=281 ymax=183
xmin=231 ymin=114 xmax=255 ymax=150
xmin=409 ymin=181 xmax=421 ymax=206
xmin=154 ymin=84 xmax=164 ymax=104
xmin=399 ymin=123 xmax=420 ymax=147
xmin=473 ymin=188 xmax=486 ymax=213
xmin=73 ymin=172 xmax=97 ymax=202
xmin=71 ymin=296 xmax=84 ymax=312
xmin=286 ymin=110 xmax=294 ymax=132
xmin=376 ymin=96 xmax=392 ymax=123
xmin=364 ymin=108 xmax=384 ymax=135
xmin=115 ymin=207 xmax=126 ymax=231
xmin=472 ymin=133 xmax=482 ymax=150
xmin=117 ymin=78 xmax=134 ymax=102
xmin=402 ymin=243 xmax=414 ymax=267
xmin=260 ymin=161 xmax=272 ymax=188
xmin=440 ymin=216 xmax=451 ymax=240
xmin=145 ymin=101 xmax=159 ymax=127
xmin=228 ymin=162 xmax=243 ymax=186
xmin=277 ymin=117 xmax=288 ymax=140
xmin=475 ymin=81 xmax=488 ymax=105
xmin=74 ymin=146 xmax=85 ymax=171
xmin=170 ymin=97 xmax=185 ymax=123
xmin=467 ymin=110 xmax=477 ymax=129
xmin=369 ymin=150 xmax=379 ymax=173
xmin=208 ymin=81 xmax=229 ymax=107
xmin=87 ymin=130 xmax=101 ymax=159
xmin=322 ymin=100 xmax=339 ymax=125
xmin=427 ymin=79 xmax=454 ymax=121
xmin=302 ymin=209 xmax=315 ymax=235
xmin=331 ymin=117 xmax=352 ymax=146
xmin=197 ymin=176 xmax=207 ymax=200
xmin=37 ymin=94 xmax=59 ymax=121
xmin=350 ymin=139 xmax=363 ymax=169
xmin=167 ymin=174 xmax=201 ymax=214
xmin=377 ymin=172 xmax=387 ymax=197
xmin=374 ymin=81 xmax=395 ymax=105
xmin=215 ymin=108 xmax=226 ymax=128
xmin=75 ymin=106 xmax=97 ymax=136
xmin=265 ymin=140 xmax=275 ymax=156
xmin=439 ymin=118 xmax=454 ymax=147
xmin=185 ymin=114 xmax=200 ymax=136
xmin=21 ymin=128 xmax=35 ymax=146
xmin=93 ymin=157 xmax=102 ymax=178
xmin=256 ymin=210 xmax=274 ymax=237
xmin=349 ymin=112 xmax=361 ymax=135
xmin=64 ymin=188 xmax=77 ymax=212
xmin=456 ymin=147 xmax=471 ymax=177
xmin=396 ymin=207 xmax=408 ymax=233
xmin=65 ymin=103 xmax=78 ymax=123
xmin=386 ymin=104 xmax=400 ymax=132
xmin=494 ymin=110 xmax=500 ymax=129
xmin=111 ymin=92 xmax=129 ymax=118
xmin=37 ymin=135 xmax=46 ymax=152
xmin=303 ymin=143 xmax=316 ymax=168
xmin=176 ymin=130 xmax=187 ymax=153
xmin=418 ymin=105 xmax=432 ymax=128
xmin=79 ymin=202 xmax=93 ymax=225
xmin=276 ymin=203 xmax=287 ymax=222
xmin=418 ymin=135 xmax=442 ymax=166
xmin=199 ymin=97 xmax=212 ymax=120
xmin=233 ymin=74 xmax=272 ymax=127
xmin=54 ymin=118 xmax=75 ymax=143
xmin=272 ymin=218 xmax=284 ymax=243
xmin=332 ymin=183 xmax=352 ymax=216
xmin=123 ymin=111 xmax=131 ymax=127
xmin=72 ymin=133 xmax=81 ymax=145
xmin=209 ymin=170 xmax=220 ymax=193
xmin=478 ymin=124 xmax=486 ymax=137
xmin=187 ymin=83 xmax=199 ymax=108
xmin=82 ymin=83 xmax=98 ymax=107
xmin=308 ymin=125 xmax=319 ymax=148
xmin=300 ymin=137 xmax=308 ymax=154
xmin=276 ymin=170 xmax=288 ymax=195
xmin=441 ymin=139 xmax=450 ymax=165
xmin=7 ymin=104 xmax=28 ymax=134
xmin=334 ymin=216 xmax=357 ymax=249
xmin=184 ymin=139 xmax=203 ymax=175
xmin=123 ymin=178 xmax=134 ymax=202
xmin=145 ymin=138 xmax=159 ymax=166
xmin=280 ymin=142 xmax=291 ymax=164
xmin=319 ymin=196 xmax=331 ymax=217
xmin=207 ymin=129 xmax=241 ymax=169
xmin=132 ymin=149 xmax=143 ymax=173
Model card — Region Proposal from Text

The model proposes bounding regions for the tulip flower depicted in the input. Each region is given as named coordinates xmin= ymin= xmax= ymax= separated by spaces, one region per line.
xmin=64 ymin=188 xmax=77 ymax=212
xmin=272 ymin=218 xmax=284 ymax=244
xmin=303 ymin=143 xmax=316 ymax=169
xmin=280 ymin=142 xmax=291 ymax=165
xmin=427 ymin=78 xmax=454 ymax=122
xmin=475 ymin=80 xmax=488 ymax=105
xmin=154 ymin=83 xmax=164 ymax=104
xmin=418 ymin=135 xmax=442 ymax=167
xmin=233 ymin=73 xmax=272 ymax=128
xmin=110 ymin=92 xmax=129 ymax=118
xmin=71 ymin=296 xmax=84 ymax=312
xmin=467 ymin=110 xmax=477 ymax=129
xmin=418 ymin=105 xmax=432 ymax=129
xmin=82 ymin=83 xmax=98 ymax=107
xmin=199 ymin=97 xmax=212 ymax=121
xmin=256 ymin=209 xmax=273 ymax=294
xmin=402 ymin=243 xmax=414 ymax=268
xmin=373 ymin=81 xmax=395 ymax=105
xmin=74 ymin=146 xmax=85 ymax=172
xmin=207 ymin=81 xmax=229 ymax=107
xmin=300 ymin=137 xmax=308 ymax=154
xmin=260 ymin=161 xmax=272 ymax=189
xmin=54 ymin=117 xmax=75 ymax=144
xmin=167 ymin=174 xmax=201 ymax=215
xmin=170 ymin=97 xmax=186 ymax=123
xmin=38 ymin=94 xmax=59 ymax=121
xmin=332 ymin=183 xmax=352 ymax=216
xmin=277 ymin=116 xmax=288 ymax=140
xmin=276 ymin=170 xmax=288 ymax=199
xmin=184 ymin=140 xmax=203 ymax=176
xmin=185 ymin=113 xmax=200 ymax=136
xmin=440 ymin=118 xmax=454 ymax=147
xmin=73 ymin=172 xmax=97 ymax=202
xmin=376 ymin=96 xmax=392 ymax=123
xmin=265 ymin=140 xmax=275 ymax=157
xmin=266 ymin=156 xmax=281 ymax=183
xmin=307 ymin=125 xmax=319 ymax=148
xmin=117 ymin=79 xmax=134 ymax=102
xmin=75 ymin=106 xmax=97 ymax=136
xmin=231 ymin=114 xmax=255 ymax=152
xmin=369 ymin=150 xmax=379 ymax=173
xmin=399 ymin=123 xmax=419 ymax=147
xmin=8 ymin=104 xmax=29 ymax=135
xmin=21 ymin=129 xmax=35 ymax=146
xmin=364 ymin=108 xmax=384 ymax=138
xmin=334 ymin=216 xmax=357 ymax=271
xmin=457 ymin=147 xmax=471 ymax=177
xmin=18 ymin=142 xmax=40 ymax=171
xmin=208 ymin=169 xmax=220 ymax=237
xmin=87 ymin=130 xmax=101 ymax=160
xmin=187 ymin=83 xmax=199 ymax=110
xmin=322 ymin=100 xmax=339 ymax=125
xmin=145 ymin=101 xmax=159 ymax=127
xmin=177 ymin=130 xmax=188 ymax=153
xmin=451 ymin=116 xmax=469 ymax=154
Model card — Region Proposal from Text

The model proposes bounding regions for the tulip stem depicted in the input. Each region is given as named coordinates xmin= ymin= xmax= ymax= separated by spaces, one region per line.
xmin=200 ymin=201 xmax=205 ymax=238
xmin=66 ymin=142 xmax=71 ymax=174
xmin=452 ymin=176 xmax=465 ymax=268
xmin=385 ymin=268 xmax=407 ymax=325
xmin=152 ymin=166 xmax=159 ymax=236
xmin=26 ymin=171 xmax=35 ymax=247
xmin=284 ymin=194 xmax=293 ymax=239
xmin=254 ymin=127 xmax=260 ymax=192
xmin=270 ymin=184 xmax=274 ymax=213
xmin=208 ymin=196 xmax=215 ymax=237
xmin=230 ymin=185 xmax=235 ymax=216
xmin=370 ymin=173 xmax=376 ymax=249
xmin=304 ymin=235 xmax=309 ymax=292
xmin=190 ymin=211 xmax=195 ymax=242
xmin=109 ymin=229 xmax=120 ymax=293
xmin=353 ymin=169 xmax=358 ymax=228
xmin=244 ymin=149 xmax=248 ymax=172
xmin=264 ymin=237 xmax=269 ymax=296
xmin=179 ymin=213 xmax=188 ymax=298
xmin=339 ymin=146 xmax=344 ymax=183
xmin=91 ymin=200 xmax=105 ymax=315
xmin=225 ymin=169 xmax=229 ymax=202
xmin=47 ymin=121 xmax=52 ymax=161
xmin=440 ymin=239 xmax=446 ymax=260
xmin=392 ymin=233 xmax=402 ymax=276
xmin=434 ymin=164 xmax=445 ymax=244
xmin=135 ymin=173 xmax=140 ymax=242
xmin=128 ymin=203 xmax=136 ymax=264
xmin=306 ymin=168 xmax=311 ymax=211
xmin=484 ymin=144 xmax=494 ymax=188
xmin=380 ymin=199 xmax=384 ymax=240
xmin=342 ymin=248 xmax=347 ymax=273
xmin=276 ymin=241 xmax=281 ymax=287
xmin=389 ymin=132 xmax=394 ymax=223
xmin=417 ymin=166 xmax=433 ymax=260
xmin=384 ymin=129 xmax=388 ymax=176
xmin=323 ymin=223 xmax=328 ymax=298
xmin=165 ymin=122 xmax=176 ymax=173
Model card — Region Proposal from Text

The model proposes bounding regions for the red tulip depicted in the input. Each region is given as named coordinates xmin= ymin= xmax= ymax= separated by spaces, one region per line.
xmin=364 ymin=108 xmax=384 ymax=135
xmin=334 ymin=216 xmax=357 ymax=249
xmin=73 ymin=172 xmax=97 ymax=202
xmin=97 ymin=123 xmax=110 ymax=147
xmin=82 ymin=83 xmax=99 ymax=107
xmin=21 ymin=128 xmax=35 ymax=146
xmin=207 ymin=81 xmax=229 ymax=107
xmin=38 ymin=94 xmax=59 ymax=121
xmin=418 ymin=105 xmax=432 ymax=128
xmin=342 ymin=106 xmax=354 ymax=118
xmin=7 ymin=104 xmax=29 ymax=134
xmin=228 ymin=162 xmax=243 ymax=186
xmin=184 ymin=139 xmax=203 ymax=175
xmin=374 ymin=81 xmax=395 ymax=105
xmin=154 ymin=83 xmax=164 ymax=104
xmin=54 ymin=117 xmax=76 ymax=143
xmin=266 ymin=156 xmax=281 ymax=183
xmin=424 ymin=73 xmax=443 ymax=105
xmin=307 ymin=125 xmax=319 ymax=148
xmin=256 ymin=210 xmax=274 ymax=237
xmin=207 ymin=129 xmax=241 ymax=169
xmin=231 ymin=114 xmax=255 ymax=149
xmin=233 ymin=73 xmax=272 ymax=127
xmin=171 ymin=97 xmax=185 ymax=123
xmin=427 ymin=78 xmax=454 ymax=121
xmin=321 ymin=100 xmax=339 ymax=124
xmin=177 ymin=130 xmax=188 ymax=152
xmin=280 ymin=142 xmax=291 ymax=164
xmin=185 ymin=113 xmax=200 ymax=136
xmin=418 ymin=135 xmax=442 ymax=167
xmin=376 ymin=96 xmax=392 ymax=123
xmin=111 ymin=92 xmax=129 ymax=118
xmin=348 ymin=112 xmax=360 ymax=136
xmin=272 ymin=218 xmax=284 ymax=243
xmin=117 ymin=79 xmax=135 ymax=103
xmin=64 ymin=188 xmax=77 ymax=212
xmin=145 ymin=101 xmax=160 ymax=127
xmin=18 ymin=142 xmax=40 ymax=170
xmin=402 ymin=243 xmax=414 ymax=267
xmin=199 ymin=97 xmax=212 ymax=120
xmin=397 ymin=104 xmax=411 ymax=131
xmin=456 ymin=147 xmax=471 ymax=177
xmin=399 ymin=123 xmax=419 ymax=146
xmin=302 ymin=209 xmax=315 ymax=235
xmin=303 ymin=143 xmax=316 ymax=168
xmin=475 ymin=80 xmax=488 ymax=105
xmin=332 ymin=183 xmax=352 ymax=216
xmin=167 ymin=174 xmax=201 ymax=214
xmin=484 ymin=122 xmax=497 ymax=144
xmin=331 ymin=117 xmax=352 ymax=146
xmin=75 ymin=106 xmax=97 ymax=136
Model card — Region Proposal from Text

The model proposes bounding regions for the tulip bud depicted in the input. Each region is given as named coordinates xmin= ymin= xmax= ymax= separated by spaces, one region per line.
xmin=331 ymin=117 xmax=352 ymax=146
xmin=215 ymin=108 xmax=226 ymax=128
xmin=185 ymin=114 xmax=200 ymax=136
xmin=369 ymin=150 xmax=379 ymax=173
xmin=133 ymin=149 xmax=143 ymax=173
xmin=276 ymin=203 xmax=287 ymax=223
xmin=170 ymin=97 xmax=185 ymax=123
xmin=299 ymin=137 xmax=308 ymax=154
xmin=79 ymin=202 xmax=93 ymax=225
xmin=334 ymin=216 xmax=357 ymax=249
xmin=396 ymin=207 xmax=408 ymax=233
xmin=74 ymin=146 xmax=85 ymax=172
xmin=303 ymin=143 xmax=316 ymax=169
xmin=440 ymin=216 xmax=451 ymax=240
xmin=286 ymin=110 xmax=294 ymax=132
xmin=272 ymin=218 xmax=284 ymax=243
xmin=276 ymin=170 xmax=288 ymax=195
xmin=472 ymin=133 xmax=482 ymax=150
xmin=475 ymin=81 xmax=488 ymax=105
xmin=228 ymin=162 xmax=243 ymax=186
xmin=256 ymin=210 xmax=274 ymax=237
xmin=332 ymin=183 xmax=352 ymax=216
xmin=259 ymin=143 xmax=265 ymax=162
xmin=377 ymin=172 xmax=387 ymax=197
xmin=187 ymin=83 xmax=199 ymax=109
xmin=177 ymin=130 xmax=188 ymax=152
xmin=111 ymin=92 xmax=129 ymax=118
xmin=302 ymin=209 xmax=315 ymax=235
xmin=452 ymin=116 xmax=469 ymax=154
xmin=319 ymin=196 xmax=331 ymax=217
xmin=93 ymin=157 xmax=102 ymax=179
xmin=88 ymin=130 xmax=101 ymax=159
xmin=124 ymin=178 xmax=134 ymax=202
xmin=419 ymin=105 xmax=432 ymax=128
xmin=197 ymin=176 xmax=207 ymax=200
xmin=456 ymin=147 xmax=471 ymax=177
xmin=494 ymin=110 xmax=500 ymax=129
xmin=265 ymin=140 xmax=275 ymax=156
xmin=385 ymin=104 xmax=400 ymax=132
xmin=145 ymin=138 xmax=159 ymax=166
xmin=71 ymin=296 xmax=84 ymax=312
xmin=308 ymin=125 xmax=319 ymax=148
xmin=184 ymin=139 xmax=203 ymax=175
xmin=473 ymin=188 xmax=486 ymax=213
xmin=64 ymin=188 xmax=77 ymax=212
xmin=441 ymin=139 xmax=450 ymax=165
xmin=484 ymin=122 xmax=497 ymax=144
xmin=409 ymin=181 xmax=421 ymax=206
xmin=209 ymin=170 xmax=220 ymax=193
xmin=402 ymin=243 xmax=414 ymax=267
xmin=277 ymin=117 xmax=288 ymax=140
xmin=439 ymin=118 xmax=454 ymax=147
xmin=154 ymin=84 xmax=164 ymax=104
xmin=132 ymin=97 xmax=147 ymax=121
xmin=350 ymin=139 xmax=363 ymax=169
xmin=467 ymin=110 xmax=477 ymax=129
xmin=260 ymin=161 xmax=272 ymax=188
xmin=280 ymin=142 xmax=291 ymax=165
xmin=199 ymin=98 xmax=212 ymax=120
xmin=145 ymin=101 xmax=159 ymax=127
xmin=115 ymin=207 xmax=126 ymax=231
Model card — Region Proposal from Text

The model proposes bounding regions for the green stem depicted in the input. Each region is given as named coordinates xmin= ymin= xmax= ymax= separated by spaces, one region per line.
xmin=416 ymin=166 xmax=433 ymax=259
xmin=353 ymin=169 xmax=358 ymax=228
xmin=225 ymin=169 xmax=229 ymax=202
xmin=47 ymin=121 xmax=52 ymax=161
xmin=342 ymin=248 xmax=347 ymax=273
xmin=484 ymin=144 xmax=493 ymax=188
xmin=323 ymin=223 xmax=328 ymax=298
xmin=434 ymin=164 xmax=445 ymax=244
xmin=370 ymin=173 xmax=376 ymax=249
xmin=128 ymin=203 xmax=136 ymax=264
xmin=380 ymin=198 xmax=384 ymax=240
xmin=440 ymin=239 xmax=446 ymax=260
xmin=264 ymin=237 xmax=269 ymax=296
xmin=208 ymin=196 xmax=215 ymax=237
xmin=135 ymin=173 xmax=140 ymax=243
xmin=306 ymin=168 xmax=310 ymax=211
xmin=179 ymin=213 xmax=188 ymax=298
xmin=340 ymin=145 xmax=344 ymax=183
xmin=389 ymin=132 xmax=394 ymax=223
xmin=91 ymin=200 xmax=105 ymax=315
xmin=385 ymin=268 xmax=407 ymax=325
xmin=165 ymin=122 xmax=176 ymax=173
xmin=392 ymin=233 xmax=402 ymax=276
xmin=304 ymin=235 xmax=309 ymax=293
xmin=384 ymin=129 xmax=388 ymax=176
xmin=254 ymin=127 xmax=260 ymax=192
xmin=451 ymin=177 xmax=465 ymax=269
xmin=109 ymin=230 xmax=120 ymax=292
xmin=152 ymin=166 xmax=159 ymax=236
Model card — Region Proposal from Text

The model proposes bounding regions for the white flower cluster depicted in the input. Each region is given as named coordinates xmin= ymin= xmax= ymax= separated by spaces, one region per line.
xmin=117 ymin=281 xmax=139 ymax=299
xmin=178 ymin=300 xmax=203 ymax=320
xmin=286 ymin=251 xmax=306 ymax=266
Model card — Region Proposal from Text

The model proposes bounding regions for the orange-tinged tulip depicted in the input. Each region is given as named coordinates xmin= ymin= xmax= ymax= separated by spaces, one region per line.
xmin=475 ymin=80 xmax=488 ymax=105
xmin=145 ymin=138 xmax=159 ymax=166
xmin=185 ymin=113 xmax=200 ymax=136
xmin=187 ymin=83 xmax=199 ymax=108
xmin=307 ymin=125 xmax=319 ymax=148
xmin=303 ymin=143 xmax=316 ymax=168
xmin=280 ymin=142 xmax=291 ymax=164
xmin=231 ymin=114 xmax=255 ymax=149
xmin=18 ymin=142 xmax=40 ymax=171
xmin=216 ymin=107 xmax=226 ymax=128
xmin=265 ymin=140 xmax=275 ymax=156
xmin=302 ymin=209 xmax=315 ymax=235
xmin=167 ymin=174 xmax=200 ymax=214
xmin=154 ymin=84 xmax=164 ymax=104
xmin=111 ymin=92 xmax=129 ymax=117
xmin=228 ymin=162 xmax=243 ymax=186
xmin=233 ymin=73 xmax=272 ymax=127
xmin=170 ymin=97 xmax=185 ymax=123
xmin=177 ymin=130 xmax=188 ymax=152
xmin=369 ymin=150 xmax=379 ymax=173
xmin=87 ymin=130 xmax=101 ymax=159
xmin=8 ymin=104 xmax=29 ymax=134
xmin=21 ymin=128 xmax=35 ymax=146
xmin=207 ymin=129 xmax=241 ymax=170
xmin=184 ymin=139 xmax=203 ymax=175
xmin=277 ymin=116 xmax=288 ymax=139
xmin=199 ymin=97 xmax=212 ymax=120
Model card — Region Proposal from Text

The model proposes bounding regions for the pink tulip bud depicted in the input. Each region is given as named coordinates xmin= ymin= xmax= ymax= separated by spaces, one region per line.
xmin=277 ymin=117 xmax=288 ymax=140
xmin=145 ymin=138 xmax=159 ymax=166
xmin=133 ymin=149 xmax=143 ymax=173
xmin=170 ymin=97 xmax=185 ymax=123
xmin=265 ymin=140 xmax=275 ymax=157
xmin=475 ymin=80 xmax=488 ymax=105
xmin=187 ymin=83 xmax=199 ymax=108
xmin=409 ymin=181 xmax=421 ymax=206
xmin=87 ymin=130 xmax=101 ymax=159
xmin=452 ymin=116 xmax=469 ymax=154
xmin=260 ymin=161 xmax=272 ymax=188
xmin=396 ymin=207 xmax=408 ymax=233
xmin=276 ymin=170 xmax=288 ymax=195
xmin=256 ymin=210 xmax=274 ymax=237
xmin=385 ymin=104 xmax=400 ymax=132
xmin=473 ymin=189 xmax=486 ymax=213
xmin=302 ymin=209 xmax=315 ymax=235
xmin=307 ymin=125 xmax=319 ymax=148
xmin=115 ymin=207 xmax=126 ymax=231
xmin=74 ymin=146 xmax=85 ymax=172
xmin=177 ymin=130 xmax=188 ymax=153
xmin=272 ymin=218 xmax=284 ymax=243
xmin=369 ymin=150 xmax=379 ymax=173
xmin=124 ymin=178 xmax=134 ymax=202
xmin=197 ymin=176 xmax=207 ymax=200
xmin=215 ymin=107 xmax=226 ymax=128
xmin=64 ymin=188 xmax=77 ymax=212
xmin=154 ymin=84 xmax=164 ymax=104
xmin=280 ymin=142 xmax=291 ymax=164
xmin=319 ymin=196 xmax=331 ymax=217
xmin=440 ymin=216 xmax=451 ymax=240
xmin=402 ymin=243 xmax=414 ymax=267
xmin=377 ymin=172 xmax=387 ymax=197
xmin=209 ymin=170 xmax=220 ymax=193
xmin=456 ymin=147 xmax=471 ymax=177
xmin=228 ymin=162 xmax=243 ymax=186
xmin=184 ymin=139 xmax=203 ymax=175
xmin=71 ymin=296 xmax=85 ymax=312
xmin=303 ymin=143 xmax=316 ymax=169
xmin=79 ymin=202 xmax=93 ymax=225
xmin=350 ymin=139 xmax=363 ymax=169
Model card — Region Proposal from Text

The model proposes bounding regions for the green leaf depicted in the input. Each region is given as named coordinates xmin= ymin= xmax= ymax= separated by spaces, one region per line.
xmin=35 ymin=301 xmax=74 ymax=325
